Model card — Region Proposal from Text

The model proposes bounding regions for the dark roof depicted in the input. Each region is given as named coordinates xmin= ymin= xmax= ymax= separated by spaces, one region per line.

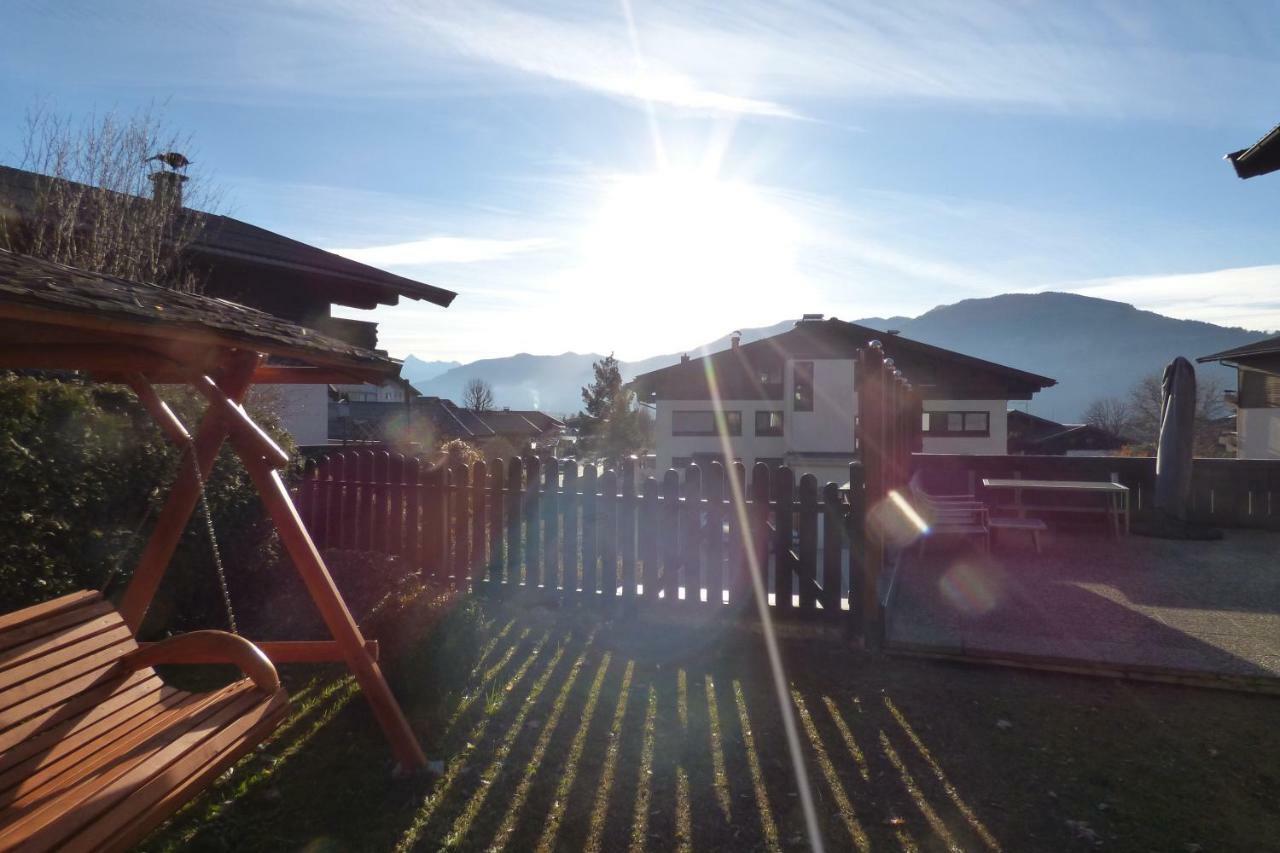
xmin=416 ymin=397 xmax=565 ymax=440
xmin=0 ymin=248 xmax=398 ymax=377
xmin=1226 ymin=123 xmax=1280 ymax=179
xmin=1198 ymin=334 xmax=1280 ymax=364
xmin=0 ymin=165 xmax=456 ymax=310
xmin=631 ymin=318 xmax=1056 ymax=402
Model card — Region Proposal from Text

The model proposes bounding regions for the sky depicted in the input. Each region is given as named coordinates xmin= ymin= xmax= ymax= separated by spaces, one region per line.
xmin=4 ymin=0 xmax=1280 ymax=362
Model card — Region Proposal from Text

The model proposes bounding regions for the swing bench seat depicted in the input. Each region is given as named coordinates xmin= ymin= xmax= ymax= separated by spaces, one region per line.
xmin=0 ymin=590 xmax=289 ymax=852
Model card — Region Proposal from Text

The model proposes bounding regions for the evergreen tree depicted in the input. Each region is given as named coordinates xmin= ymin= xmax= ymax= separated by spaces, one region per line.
xmin=572 ymin=354 xmax=651 ymax=465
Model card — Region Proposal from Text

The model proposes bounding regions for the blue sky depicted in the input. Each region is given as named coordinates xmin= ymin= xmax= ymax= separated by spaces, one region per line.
xmin=4 ymin=0 xmax=1280 ymax=361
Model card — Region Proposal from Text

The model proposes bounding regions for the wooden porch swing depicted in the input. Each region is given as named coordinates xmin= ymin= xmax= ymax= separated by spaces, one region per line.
xmin=0 ymin=250 xmax=426 ymax=851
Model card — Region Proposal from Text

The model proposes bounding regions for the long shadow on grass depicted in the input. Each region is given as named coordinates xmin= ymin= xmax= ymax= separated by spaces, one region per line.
xmin=142 ymin=600 xmax=1040 ymax=852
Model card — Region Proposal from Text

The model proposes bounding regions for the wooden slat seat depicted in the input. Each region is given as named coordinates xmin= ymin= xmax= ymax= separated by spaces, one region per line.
xmin=0 ymin=591 xmax=288 ymax=852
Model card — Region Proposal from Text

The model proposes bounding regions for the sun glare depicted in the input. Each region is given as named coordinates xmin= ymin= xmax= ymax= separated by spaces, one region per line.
xmin=575 ymin=171 xmax=806 ymax=355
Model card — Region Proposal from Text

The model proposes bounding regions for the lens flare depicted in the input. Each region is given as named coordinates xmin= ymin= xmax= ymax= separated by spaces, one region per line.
xmin=938 ymin=560 xmax=1001 ymax=616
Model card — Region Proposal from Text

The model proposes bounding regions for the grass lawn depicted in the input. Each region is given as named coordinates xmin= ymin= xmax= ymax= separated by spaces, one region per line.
xmin=141 ymin=589 xmax=1280 ymax=852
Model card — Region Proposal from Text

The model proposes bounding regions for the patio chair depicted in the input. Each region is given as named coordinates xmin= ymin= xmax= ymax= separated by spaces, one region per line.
xmin=908 ymin=473 xmax=991 ymax=554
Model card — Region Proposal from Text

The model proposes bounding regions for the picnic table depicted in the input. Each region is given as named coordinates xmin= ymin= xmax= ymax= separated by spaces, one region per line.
xmin=981 ymin=478 xmax=1130 ymax=537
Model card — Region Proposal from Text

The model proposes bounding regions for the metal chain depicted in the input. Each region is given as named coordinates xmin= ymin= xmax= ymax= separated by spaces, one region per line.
xmin=187 ymin=449 xmax=238 ymax=635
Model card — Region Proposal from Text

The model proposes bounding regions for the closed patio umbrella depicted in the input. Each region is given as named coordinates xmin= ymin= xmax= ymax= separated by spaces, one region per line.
xmin=1154 ymin=356 xmax=1196 ymax=520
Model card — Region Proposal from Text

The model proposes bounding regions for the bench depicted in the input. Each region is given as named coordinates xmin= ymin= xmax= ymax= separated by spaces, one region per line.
xmin=988 ymin=517 xmax=1049 ymax=553
xmin=0 ymin=590 xmax=288 ymax=852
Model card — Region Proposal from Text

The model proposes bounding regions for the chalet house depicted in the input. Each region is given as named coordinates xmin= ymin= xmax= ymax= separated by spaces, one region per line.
xmin=1199 ymin=335 xmax=1280 ymax=459
xmin=0 ymin=164 xmax=455 ymax=444
xmin=1007 ymin=410 xmax=1125 ymax=456
xmin=630 ymin=315 xmax=1055 ymax=484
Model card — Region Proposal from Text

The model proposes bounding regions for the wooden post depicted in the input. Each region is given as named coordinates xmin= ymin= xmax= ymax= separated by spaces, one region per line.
xmin=472 ymin=460 xmax=488 ymax=586
xmin=525 ymin=456 xmax=542 ymax=591
xmin=726 ymin=462 xmax=747 ymax=611
xmin=705 ymin=461 xmax=724 ymax=608
xmin=620 ymin=458 xmax=637 ymax=612
xmin=681 ymin=464 xmax=702 ymax=606
xmin=600 ymin=468 xmax=618 ymax=608
xmin=639 ymin=476 xmax=658 ymax=602
xmin=541 ymin=458 xmax=559 ymax=599
xmin=405 ymin=457 xmax=422 ymax=574
xmin=561 ymin=461 xmax=579 ymax=598
xmin=798 ymin=474 xmax=819 ymax=610
xmin=119 ymin=356 xmax=258 ymax=632
xmin=749 ymin=463 xmax=771 ymax=617
xmin=506 ymin=458 xmax=523 ymax=589
xmin=773 ymin=466 xmax=795 ymax=614
xmin=821 ymin=482 xmax=843 ymax=618
xmin=582 ymin=465 xmax=599 ymax=599
xmin=847 ymin=462 xmax=868 ymax=640
xmin=372 ymin=451 xmax=389 ymax=555
xmin=389 ymin=453 xmax=405 ymax=557
xmin=661 ymin=470 xmax=681 ymax=605
xmin=359 ymin=450 xmax=376 ymax=552
xmin=488 ymin=458 xmax=506 ymax=593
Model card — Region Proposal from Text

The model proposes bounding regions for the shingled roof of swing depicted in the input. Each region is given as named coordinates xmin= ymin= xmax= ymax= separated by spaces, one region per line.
xmin=0 ymin=248 xmax=399 ymax=375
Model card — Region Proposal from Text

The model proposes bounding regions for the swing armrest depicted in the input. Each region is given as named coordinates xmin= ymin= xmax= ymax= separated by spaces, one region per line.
xmin=123 ymin=631 xmax=281 ymax=693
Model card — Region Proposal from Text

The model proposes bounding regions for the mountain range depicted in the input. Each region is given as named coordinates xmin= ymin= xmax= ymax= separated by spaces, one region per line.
xmin=407 ymin=293 xmax=1272 ymax=422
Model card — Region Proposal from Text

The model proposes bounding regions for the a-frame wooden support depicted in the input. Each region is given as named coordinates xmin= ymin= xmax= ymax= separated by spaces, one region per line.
xmin=118 ymin=353 xmax=427 ymax=772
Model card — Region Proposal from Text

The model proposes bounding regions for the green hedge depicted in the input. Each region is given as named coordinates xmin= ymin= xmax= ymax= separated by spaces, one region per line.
xmin=0 ymin=373 xmax=294 ymax=636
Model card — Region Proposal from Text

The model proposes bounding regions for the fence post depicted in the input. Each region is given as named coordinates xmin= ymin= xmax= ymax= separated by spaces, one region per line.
xmin=726 ymin=462 xmax=747 ymax=611
xmin=506 ymin=458 xmax=523 ymax=589
xmin=600 ymin=468 xmax=618 ymax=608
xmin=773 ymin=466 xmax=795 ymax=614
xmin=389 ymin=453 xmax=405 ymax=557
xmin=821 ymin=481 xmax=843 ymax=618
xmin=343 ymin=452 xmax=360 ymax=550
xmin=525 ymin=456 xmax=542 ymax=592
xmin=661 ymin=470 xmax=681 ymax=605
xmin=472 ymin=459 xmax=488 ymax=588
xmin=359 ymin=450 xmax=376 ymax=552
xmin=681 ymin=464 xmax=702 ymax=606
xmin=541 ymin=457 xmax=559 ymax=599
xmin=705 ymin=461 xmax=724 ymax=608
xmin=582 ymin=465 xmax=599 ymax=600
xmin=639 ymin=476 xmax=658 ymax=603
xmin=404 ymin=457 xmax=420 ymax=574
xmin=620 ymin=458 xmax=637 ymax=613
xmin=488 ymin=458 xmax=506 ymax=593
xmin=372 ymin=450 xmax=389 ymax=555
xmin=798 ymin=474 xmax=819 ymax=610
xmin=749 ymin=463 xmax=771 ymax=617
xmin=562 ymin=460 xmax=579 ymax=600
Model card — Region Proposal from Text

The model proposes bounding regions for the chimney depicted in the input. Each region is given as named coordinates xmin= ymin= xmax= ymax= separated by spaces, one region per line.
xmin=148 ymin=170 xmax=187 ymax=209
xmin=800 ymin=313 xmax=824 ymax=322
xmin=680 ymin=353 xmax=690 ymax=363
xmin=886 ymin=329 xmax=900 ymax=336
xmin=730 ymin=330 xmax=742 ymax=350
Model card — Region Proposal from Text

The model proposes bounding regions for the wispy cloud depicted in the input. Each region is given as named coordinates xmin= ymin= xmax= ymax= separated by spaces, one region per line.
xmin=329 ymin=235 xmax=556 ymax=266
xmin=1049 ymin=265 xmax=1280 ymax=333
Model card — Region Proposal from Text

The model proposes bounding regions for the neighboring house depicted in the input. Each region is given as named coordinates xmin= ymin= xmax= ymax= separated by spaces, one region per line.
xmin=415 ymin=397 xmax=567 ymax=460
xmin=1199 ymin=335 xmax=1280 ymax=459
xmin=0 ymin=164 xmax=455 ymax=445
xmin=630 ymin=315 xmax=1055 ymax=485
xmin=1007 ymin=410 xmax=1125 ymax=456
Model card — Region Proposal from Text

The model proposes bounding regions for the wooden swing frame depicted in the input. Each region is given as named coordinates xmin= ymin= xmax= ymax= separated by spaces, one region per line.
xmin=0 ymin=251 xmax=427 ymax=774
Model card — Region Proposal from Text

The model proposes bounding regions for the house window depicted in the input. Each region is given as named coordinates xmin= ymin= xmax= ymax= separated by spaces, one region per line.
xmin=755 ymin=410 xmax=784 ymax=436
xmin=793 ymin=361 xmax=814 ymax=412
xmin=672 ymin=410 xmax=742 ymax=436
xmin=923 ymin=410 xmax=991 ymax=437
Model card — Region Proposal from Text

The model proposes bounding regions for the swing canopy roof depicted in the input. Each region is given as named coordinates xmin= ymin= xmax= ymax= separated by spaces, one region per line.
xmin=0 ymin=248 xmax=400 ymax=383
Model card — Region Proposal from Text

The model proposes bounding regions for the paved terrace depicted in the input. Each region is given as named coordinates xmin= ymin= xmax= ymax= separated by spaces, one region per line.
xmin=886 ymin=528 xmax=1280 ymax=682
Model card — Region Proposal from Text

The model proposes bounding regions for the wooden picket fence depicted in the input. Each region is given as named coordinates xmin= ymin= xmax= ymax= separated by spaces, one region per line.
xmin=299 ymin=453 xmax=871 ymax=625
xmin=296 ymin=340 xmax=921 ymax=646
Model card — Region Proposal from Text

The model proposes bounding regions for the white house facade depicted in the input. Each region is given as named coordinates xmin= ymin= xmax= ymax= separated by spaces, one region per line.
xmin=634 ymin=317 xmax=1055 ymax=484
xmin=1199 ymin=337 xmax=1280 ymax=460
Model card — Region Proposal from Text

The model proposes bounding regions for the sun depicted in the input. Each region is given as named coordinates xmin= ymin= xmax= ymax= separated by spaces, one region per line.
xmin=573 ymin=170 xmax=807 ymax=356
